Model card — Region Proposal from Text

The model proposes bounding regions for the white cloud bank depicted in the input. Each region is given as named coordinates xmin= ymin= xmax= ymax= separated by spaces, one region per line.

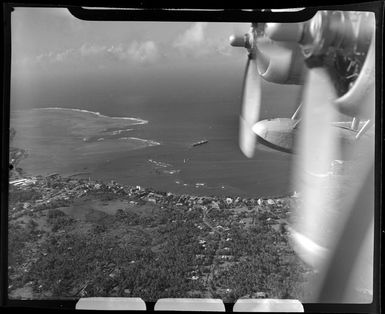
xmin=173 ymin=22 xmax=232 ymax=58
xmin=13 ymin=22 xmax=237 ymax=71
xmin=22 ymin=40 xmax=161 ymax=67
xmin=126 ymin=41 xmax=160 ymax=64
xmin=173 ymin=22 xmax=208 ymax=52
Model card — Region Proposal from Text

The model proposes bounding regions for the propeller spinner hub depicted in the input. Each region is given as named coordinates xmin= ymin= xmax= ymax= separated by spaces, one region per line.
xmin=229 ymin=33 xmax=253 ymax=49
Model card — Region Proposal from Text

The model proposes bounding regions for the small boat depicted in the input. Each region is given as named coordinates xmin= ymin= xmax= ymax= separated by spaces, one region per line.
xmin=192 ymin=140 xmax=208 ymax=147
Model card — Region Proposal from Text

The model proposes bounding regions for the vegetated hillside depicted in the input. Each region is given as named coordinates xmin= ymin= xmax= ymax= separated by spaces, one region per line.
xmin=8 ymin=174 xmax=311 ymax=302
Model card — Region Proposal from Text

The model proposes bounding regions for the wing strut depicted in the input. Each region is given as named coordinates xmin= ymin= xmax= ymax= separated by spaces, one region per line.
xmin=355 ymin=119 xmax=373 ymax=140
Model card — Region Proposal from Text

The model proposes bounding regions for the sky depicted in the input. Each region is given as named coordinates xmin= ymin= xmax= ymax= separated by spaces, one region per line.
xmin=9 ymin=7 xmax=303 ymax=124
xmin=11 ymin=8 xmax=250 ymax=79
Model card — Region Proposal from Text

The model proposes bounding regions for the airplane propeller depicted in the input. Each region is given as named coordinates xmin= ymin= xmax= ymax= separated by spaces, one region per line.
xmin=230 ymin=24 xmax=265 ymax=158
xmin=290 ymin=64 xmax=340 ymax=280
xmin=238 ymin=57 xmax=262 ymax=158
xmin=291 ymin=60 xmax=375 ymax=302
xmin=231 ymin=10 xmax=376 ymax=303
xmin=236 ymin=11 xmax=375 ymax=157
xmin=267 ymin=12 xmax=376 ymax=302
xmin=230 ymin=23 xmax=308 ymax=157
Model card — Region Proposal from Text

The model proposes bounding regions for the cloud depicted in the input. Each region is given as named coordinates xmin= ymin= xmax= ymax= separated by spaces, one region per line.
xmin=25 ymin=41 xmax=161 ymax=67
xmin=79 ymin=43 xmax=106 ymax=57
xmin=125 ymin=41 xmax=161 ymax=64
xmin=174 ymin=22 xmax=207 ymax=49
xmin=172 ymin=22 xmax=234 ymax=58
xmin=214 ymin=41 xmax=233 ymax=57
xmin=12 ymin=24 xmax=235 ymax=71
xmin=173 ymin=22 xmax=209 ymax=56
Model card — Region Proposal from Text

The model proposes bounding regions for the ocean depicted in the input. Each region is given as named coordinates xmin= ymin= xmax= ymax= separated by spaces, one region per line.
xmin=10 ymin=64 xmax=301 ymax=197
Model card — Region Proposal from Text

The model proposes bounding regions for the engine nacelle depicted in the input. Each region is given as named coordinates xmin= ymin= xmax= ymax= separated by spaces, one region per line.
xmin=333 ymin=13 xmax=375 ymax=120
xmin=264 ymin=12 xmax=375 ymax=120
xmin=265 ymin=22 xmax=304 ymax=42
xmin=256 ymin=41 xmax=307 ymax=85
xmin=334 ymin=30 xmax=375 ymax=120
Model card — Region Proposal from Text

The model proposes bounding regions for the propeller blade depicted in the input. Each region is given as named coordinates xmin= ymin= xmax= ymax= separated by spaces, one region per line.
xmin=239 ymin=56 xmax=262 ymax=158
xmin=297 ymin=66 xmax=340 ymax=175
xmin=291 ymin=63 xmax=375 ymax=302
xmin=317 ymin=74 xmax=375 ymax=302
xmin=290 ymin=66 xmax=341 ymax=298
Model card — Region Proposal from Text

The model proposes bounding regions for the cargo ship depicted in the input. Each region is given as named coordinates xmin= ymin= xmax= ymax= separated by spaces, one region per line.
xmin=192 ymin=140 xmax=208 ymax=147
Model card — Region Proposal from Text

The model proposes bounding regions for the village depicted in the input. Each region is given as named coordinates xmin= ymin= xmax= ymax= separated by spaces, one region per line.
xmin=9 ymin=170 xmax=296 ymax=228
xmin=8 ymin=166 xmax=309 ymax=302
xmin=8 ymin=140 xmax=309 ymax=301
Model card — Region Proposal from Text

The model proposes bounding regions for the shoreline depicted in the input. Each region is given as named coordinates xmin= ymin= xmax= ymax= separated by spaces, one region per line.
xmin=9 ymin=170 xmax=297 ymax=221
xmin=8 ymin=143 xmax=314 ymax=302
xmin=10 ymin=107 xmax=293 ymax=198
xmin=9 ymin=143 xmax=297 ymax=214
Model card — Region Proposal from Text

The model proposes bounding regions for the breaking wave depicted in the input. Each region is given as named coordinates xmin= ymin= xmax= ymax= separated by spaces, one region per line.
xmin=33 ymin=107 xmax=148 ymax=125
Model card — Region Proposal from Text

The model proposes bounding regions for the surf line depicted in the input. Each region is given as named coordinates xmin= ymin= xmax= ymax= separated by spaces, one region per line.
xmin=33 ymin=107 xmax=148 ymax=125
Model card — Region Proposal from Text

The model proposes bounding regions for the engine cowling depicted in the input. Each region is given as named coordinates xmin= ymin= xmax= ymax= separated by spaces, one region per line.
xmin=265 ymin=22 xmax=304 ymax=42
xmin=255 ymin=41 xmax=306 ymax=85
xmin=264 ymin=12 xmax=375 ymax=120
xmin=333 ymin=13 xmax=375 ymax=120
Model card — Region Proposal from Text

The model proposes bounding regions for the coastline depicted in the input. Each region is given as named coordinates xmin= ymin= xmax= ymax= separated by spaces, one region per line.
xmin=10 ymin=107 xmax=294 ymax=197
xmin=8 ymin=143 xmax=312 ymax=302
